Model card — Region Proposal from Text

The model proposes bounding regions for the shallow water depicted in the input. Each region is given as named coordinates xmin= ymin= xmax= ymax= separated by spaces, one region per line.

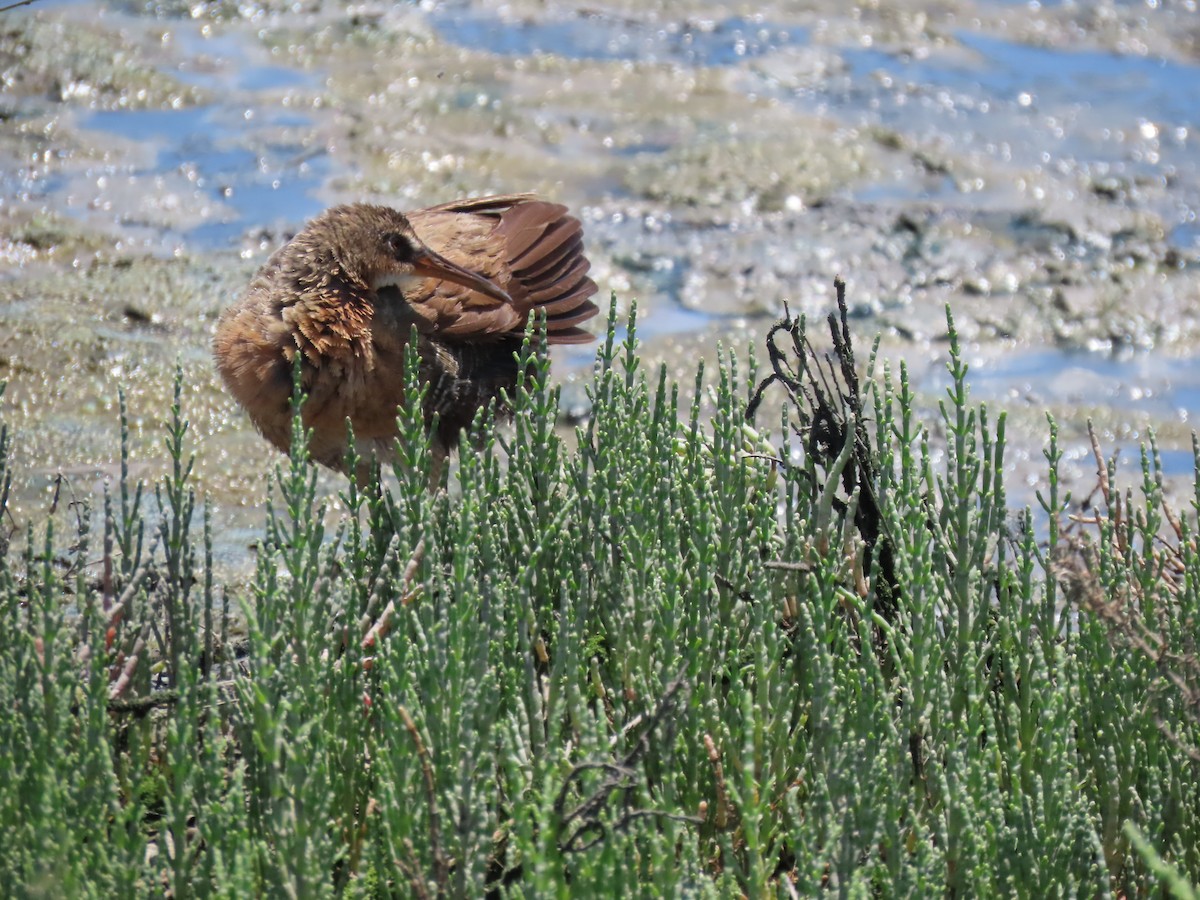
xmin=824 ymin=30 xmax=1200 ymax=224
xmin=429 ymin=9 xmax=801 ymax=67
xmin=966 ymin=348 xmax=1200 ymax=418
xmin=3 ymin=0 xmax=1200 ymax=575
xmin=80 ymin=103 xmax=329 ymax=247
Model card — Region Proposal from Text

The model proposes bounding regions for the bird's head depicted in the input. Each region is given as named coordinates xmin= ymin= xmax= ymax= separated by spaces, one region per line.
xmin=301 ymin=204 xmax=512 ymax=304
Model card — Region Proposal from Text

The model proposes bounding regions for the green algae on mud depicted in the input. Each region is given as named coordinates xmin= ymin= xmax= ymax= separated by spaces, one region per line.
xmin=0 ymin=12 xmax=208 ymax=111
xmin=623 ymin=127 xmax=871 ymax=210
xmin=0 ymin=253 xmax=306 ymax=576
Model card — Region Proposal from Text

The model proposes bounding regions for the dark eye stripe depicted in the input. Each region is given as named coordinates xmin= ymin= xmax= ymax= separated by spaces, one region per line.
xmin=385 ymin=232 xmax=415 ymax=263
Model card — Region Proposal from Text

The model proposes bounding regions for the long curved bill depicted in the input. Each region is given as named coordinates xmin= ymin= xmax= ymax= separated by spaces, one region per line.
xmin=411 ymin=242 xmax=512 ymax=304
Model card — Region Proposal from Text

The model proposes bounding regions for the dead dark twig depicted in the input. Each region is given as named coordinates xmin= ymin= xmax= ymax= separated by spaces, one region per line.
xmin=746 ymin=277 xmax=900 ymax=619
xmin=554 ymin=671 xmax=699 ymax=852
xmin=106 ymin=690 xmax=180 ymax=716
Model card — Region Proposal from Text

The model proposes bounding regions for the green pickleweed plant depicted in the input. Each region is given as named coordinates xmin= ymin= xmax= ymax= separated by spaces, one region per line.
xmin=0 ymin=297 xmax=1197 ymax=896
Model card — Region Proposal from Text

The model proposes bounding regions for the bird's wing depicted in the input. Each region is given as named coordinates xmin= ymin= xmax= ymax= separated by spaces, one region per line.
xmin=404 ymin=196 xmax=599 ymax=345
xmin=419 ymin=192 xmax=538 ymax=215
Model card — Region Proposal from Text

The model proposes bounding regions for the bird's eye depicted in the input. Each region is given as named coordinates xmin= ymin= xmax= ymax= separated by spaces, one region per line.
xmin=384 ymin=232 xmax=415 ymax=263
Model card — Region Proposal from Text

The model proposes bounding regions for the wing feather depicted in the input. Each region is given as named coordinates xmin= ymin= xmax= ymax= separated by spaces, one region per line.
xmin=406 ymin=195 xmax=599 ymax=345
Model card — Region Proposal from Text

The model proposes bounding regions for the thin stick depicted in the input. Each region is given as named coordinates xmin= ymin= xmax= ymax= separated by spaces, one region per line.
xmin=399 ymin=705 xmax=448 ymax=888
xmin=361 ymin=538 xmax=425 ymax=653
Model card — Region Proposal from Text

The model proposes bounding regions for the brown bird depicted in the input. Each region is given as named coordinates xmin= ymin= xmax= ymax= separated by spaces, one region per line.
xmin=213 ymin=194 xmax=599 ymax=483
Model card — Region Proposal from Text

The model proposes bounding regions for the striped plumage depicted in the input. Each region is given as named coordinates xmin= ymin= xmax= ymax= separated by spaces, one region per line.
xmin=213 ymin=194 xmax=599 ymax=481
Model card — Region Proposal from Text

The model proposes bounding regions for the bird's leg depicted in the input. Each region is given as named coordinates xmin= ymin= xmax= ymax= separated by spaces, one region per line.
xmin=427 ymin=446 xmax=448 ymax=494
xmin=353 ymin=457 xmax=386 ymax=502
